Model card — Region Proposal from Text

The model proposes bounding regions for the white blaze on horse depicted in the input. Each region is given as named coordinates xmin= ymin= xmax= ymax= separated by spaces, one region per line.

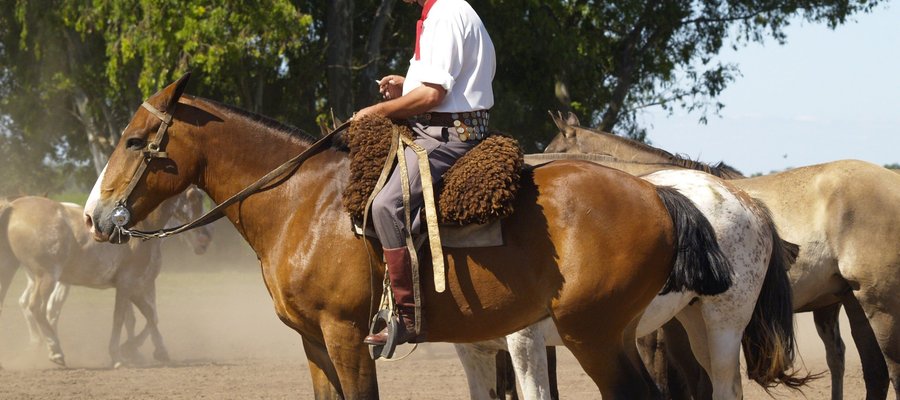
xmin=456 ymin=169 xmax=806 ymax=400
xmin=0 ymin=186 xmax=210 ymax=367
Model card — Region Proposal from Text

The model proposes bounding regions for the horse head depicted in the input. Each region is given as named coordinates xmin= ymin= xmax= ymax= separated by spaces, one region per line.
xmin=172 ymin=186 xmax=213 ymax=254
xmin=544 ymin=111 xmax=583 ymax=153
xmin=85 ymin=73 xmax=200 ymax=242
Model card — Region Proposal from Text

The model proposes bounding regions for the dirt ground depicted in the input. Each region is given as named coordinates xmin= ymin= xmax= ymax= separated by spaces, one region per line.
xmin=0 ymin=221 xmax=894 ymax=399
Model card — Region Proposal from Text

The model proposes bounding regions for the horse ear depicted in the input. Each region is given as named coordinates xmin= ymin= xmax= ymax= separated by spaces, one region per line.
xmin=549 ymin=110 xmax=567 ymax=132
xmin=565 ymin=112 xmax=581 ymax=127
xmin=151 ymin=72 xmax=192 ymax=114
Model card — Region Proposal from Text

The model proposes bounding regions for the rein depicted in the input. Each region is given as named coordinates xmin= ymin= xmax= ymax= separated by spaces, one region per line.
xmin=111 ymin=101 xmax=349 ymax=241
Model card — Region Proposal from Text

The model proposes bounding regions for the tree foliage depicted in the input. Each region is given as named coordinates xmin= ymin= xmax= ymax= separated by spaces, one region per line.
xmin=0 ymin=0 xmax=885 ymax=196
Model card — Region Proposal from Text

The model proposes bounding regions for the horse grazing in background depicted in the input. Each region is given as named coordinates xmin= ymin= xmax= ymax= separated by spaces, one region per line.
xmin=0 ymin=187 xmax=210 ymax=367
xmin=457 ymin=169 xmax=806 ymax=400
xmin=543 ymin=113 xmax=900 ymax=400
xmin=82 ymin=73 xmax=735 ymax=398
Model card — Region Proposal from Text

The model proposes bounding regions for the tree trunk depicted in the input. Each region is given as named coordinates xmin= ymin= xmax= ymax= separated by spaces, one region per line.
xmin=358 ymin=0 xmax=397 ymax=107
xmin=327 ymin=0 xmax=354 ymax=120
xmin=72 ymin=88 xmax=114 ymax=174
xmin=63 ymin=29 xmax=116 ymax=174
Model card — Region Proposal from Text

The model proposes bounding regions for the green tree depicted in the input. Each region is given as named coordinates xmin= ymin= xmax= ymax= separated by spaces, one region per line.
xmin=0 ymin=0 xmax=888 ymax=196
xmin=471 ymin=0 xmax=883 ymax=147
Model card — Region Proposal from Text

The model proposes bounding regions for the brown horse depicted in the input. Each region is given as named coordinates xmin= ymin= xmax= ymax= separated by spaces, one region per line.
xmin=544 ymin=113 xmax=900 ymax=399
xmin=82 ymin=74 xmax=733 ymax=398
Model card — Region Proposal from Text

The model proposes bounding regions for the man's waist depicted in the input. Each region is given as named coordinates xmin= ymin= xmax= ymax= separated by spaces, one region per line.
xmin=411 ymin=110 xmax=491 ymax=142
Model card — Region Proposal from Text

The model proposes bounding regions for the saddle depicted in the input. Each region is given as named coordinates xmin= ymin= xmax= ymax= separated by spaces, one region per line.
xmin=342 ymin=114 xmax=524 ymax=248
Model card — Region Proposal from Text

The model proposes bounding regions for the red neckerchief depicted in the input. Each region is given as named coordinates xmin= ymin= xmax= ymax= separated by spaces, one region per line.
xmin=415 ymin=0 xmax=438 ymax=60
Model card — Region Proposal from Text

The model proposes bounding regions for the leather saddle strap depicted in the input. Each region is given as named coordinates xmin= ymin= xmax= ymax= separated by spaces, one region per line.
xmin=362 ymin=126 xmax=403 ymax=315
xmin=397 ymin=134 xmax=445 ymax=294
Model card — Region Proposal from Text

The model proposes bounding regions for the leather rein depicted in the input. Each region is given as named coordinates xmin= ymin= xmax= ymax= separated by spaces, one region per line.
xmin=110 ymin=101 xmax=349 ymax=241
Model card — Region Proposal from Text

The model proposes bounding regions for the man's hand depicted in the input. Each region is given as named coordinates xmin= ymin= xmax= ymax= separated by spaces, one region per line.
xmin=378 ymin=75 xmax=405 ymax=100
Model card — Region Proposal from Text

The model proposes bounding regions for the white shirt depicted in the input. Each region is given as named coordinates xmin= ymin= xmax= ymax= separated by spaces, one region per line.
xmin=402 ymin=0 xmax=495 ymax=113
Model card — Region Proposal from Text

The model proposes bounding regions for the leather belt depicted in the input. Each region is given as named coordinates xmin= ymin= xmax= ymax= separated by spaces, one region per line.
xmin=412 ymin=110 xmax=491 ymax=141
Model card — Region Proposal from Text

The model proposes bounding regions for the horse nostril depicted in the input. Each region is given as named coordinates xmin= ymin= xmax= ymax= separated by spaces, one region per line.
xmin=84 ymin=214 xmax=94 ymax=231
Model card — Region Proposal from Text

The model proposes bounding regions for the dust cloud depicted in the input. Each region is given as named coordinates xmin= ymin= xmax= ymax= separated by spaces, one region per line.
xmin=0 ymin=219 xmax=893 ymax=398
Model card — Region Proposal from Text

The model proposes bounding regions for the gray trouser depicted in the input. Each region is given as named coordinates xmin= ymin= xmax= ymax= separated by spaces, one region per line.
xmin=372 ymin=122 xmax=476 ymax=249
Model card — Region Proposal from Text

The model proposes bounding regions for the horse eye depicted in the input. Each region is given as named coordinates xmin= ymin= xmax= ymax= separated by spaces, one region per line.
xmin=126 ymin=138 xmax=146 ymax=150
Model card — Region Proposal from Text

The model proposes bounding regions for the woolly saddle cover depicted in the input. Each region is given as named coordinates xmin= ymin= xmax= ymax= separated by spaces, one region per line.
xmin=342 ymin=114 xmax=524 ymax=226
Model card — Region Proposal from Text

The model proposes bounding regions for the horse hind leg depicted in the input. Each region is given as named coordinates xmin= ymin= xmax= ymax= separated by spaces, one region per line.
xmin=46 ymin=282 xmax=69 ymax=331
xmin=851 ymin=287 xmax=900 ymax=399
xmin=841 ymin=293 xmax=890 ymax=400
xmin=29 ymin=274 xmax=65 ymax=366
xmin=18 ymin=274 xmax=42 ymax=346
xmin=813 ymin=302 xmax=845 ymax=400
xmin=555 ymin=315 xmax=656 ymax=399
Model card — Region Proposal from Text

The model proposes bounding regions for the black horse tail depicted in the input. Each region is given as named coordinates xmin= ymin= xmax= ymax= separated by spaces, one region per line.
xmin=742 ymin=200 xmax=815 ymax=390
xmin=654 ymin=186 xmax=733 ymax=296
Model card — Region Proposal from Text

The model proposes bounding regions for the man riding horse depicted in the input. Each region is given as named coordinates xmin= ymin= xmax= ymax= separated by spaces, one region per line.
xmin=356 ymin=0 xmax=496 ymax=346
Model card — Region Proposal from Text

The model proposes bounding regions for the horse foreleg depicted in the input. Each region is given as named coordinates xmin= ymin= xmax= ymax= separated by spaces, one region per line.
xmin=108 ymin=289 xmax=130 ymax=368
xmin=301 ymin=336 xmax=344 ymax=400
xmin=455 ymin=341 xmax=503 ymax=400
xmin=842 ymin=293 xmax=890 ymax=400
xmin=130 ymin=285 xmax=169 ymax=363
xmin=321 ymin=321 xmax=379 ymax=400
xmin=813 ymin=302 xmax=845 ymax=400
xmin=119 ymin=304 xmax=148 ymax=362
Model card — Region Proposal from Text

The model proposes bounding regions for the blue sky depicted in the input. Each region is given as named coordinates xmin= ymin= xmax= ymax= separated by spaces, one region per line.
xmin=642 ymin=4 xmax=899 ymax=175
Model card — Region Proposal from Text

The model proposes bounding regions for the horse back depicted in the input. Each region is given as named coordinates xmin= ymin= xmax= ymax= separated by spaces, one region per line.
xmin=423 ymin=160 xmax=677 ymax=342
xmin=735 ymin=160 xmax=900 ymax=294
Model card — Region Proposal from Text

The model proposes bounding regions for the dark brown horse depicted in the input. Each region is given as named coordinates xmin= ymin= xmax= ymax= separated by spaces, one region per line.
xmin=83 ymin=74 xmax=732 ymax=399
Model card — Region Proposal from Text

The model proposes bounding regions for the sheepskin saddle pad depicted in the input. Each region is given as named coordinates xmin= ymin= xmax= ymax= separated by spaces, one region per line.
xmin=342 ymin=114 xmax=524 ymax=247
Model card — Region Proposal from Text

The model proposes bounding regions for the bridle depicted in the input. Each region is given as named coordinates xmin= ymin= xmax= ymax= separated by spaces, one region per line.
xmin=109 ymin=100 xmax=348 ymax=242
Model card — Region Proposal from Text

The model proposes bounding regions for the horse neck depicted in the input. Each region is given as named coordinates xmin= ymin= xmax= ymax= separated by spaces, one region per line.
xmin=185 ymin=99 xmax=347 ymax=259
xmin=575 ymin=128 xmax=674 ymax=164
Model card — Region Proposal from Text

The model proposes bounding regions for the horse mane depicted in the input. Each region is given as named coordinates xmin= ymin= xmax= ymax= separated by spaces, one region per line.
xmin=572 ymin=124 xmax=744 ymax=179
xmin=186 ymin=95 xmax=319 ymax=144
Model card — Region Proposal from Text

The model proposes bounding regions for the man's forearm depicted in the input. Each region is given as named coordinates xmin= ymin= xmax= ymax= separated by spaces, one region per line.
xmin=369 ymin=84 xmax=446 ymax=119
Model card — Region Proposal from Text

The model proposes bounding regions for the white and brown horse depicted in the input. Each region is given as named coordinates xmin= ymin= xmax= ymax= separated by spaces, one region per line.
xmin=456 ymin=169 xmax=806 ymax=400
xmin=0 ymin=187 xmax=210 ymax=367
xmin=542 ymin=114 xmax=900 ymax=399
xmin=82 ymin=73 xmax=735 ymax=398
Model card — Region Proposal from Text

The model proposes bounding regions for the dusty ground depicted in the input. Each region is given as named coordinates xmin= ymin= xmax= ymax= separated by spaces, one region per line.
xmin=0 ymin=221 xmax=894 ymax=399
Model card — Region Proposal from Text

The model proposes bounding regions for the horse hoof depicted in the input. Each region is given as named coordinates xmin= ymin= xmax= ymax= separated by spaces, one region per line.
xmin=49 ymin=354 xmax=66 ymax=367
xmin=153 ymin=350 xmax=170 ymax=363
xmin=112 ymin=361 xmax=124 ymax=369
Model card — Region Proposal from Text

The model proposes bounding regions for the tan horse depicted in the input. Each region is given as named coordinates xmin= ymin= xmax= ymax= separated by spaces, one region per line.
xmin=544 ymin=114 xmax=900 ymax=399
xmin=83 ymin=74 xmax=734 ymax=398
xmin=0 ymin=187 xmax=210 ymax=367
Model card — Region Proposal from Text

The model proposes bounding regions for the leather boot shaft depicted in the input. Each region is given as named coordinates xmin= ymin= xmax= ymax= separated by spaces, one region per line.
xmin=383 ymin=247 xmax=414 ymax=308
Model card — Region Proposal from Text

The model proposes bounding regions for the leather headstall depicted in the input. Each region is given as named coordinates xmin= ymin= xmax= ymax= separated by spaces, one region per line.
xmin=108 ymin=104 xmax=349 ymax=243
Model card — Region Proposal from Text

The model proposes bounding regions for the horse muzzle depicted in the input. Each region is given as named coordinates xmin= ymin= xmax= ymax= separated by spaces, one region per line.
xmin=85 ymin=203 xmax=132 ymax=244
